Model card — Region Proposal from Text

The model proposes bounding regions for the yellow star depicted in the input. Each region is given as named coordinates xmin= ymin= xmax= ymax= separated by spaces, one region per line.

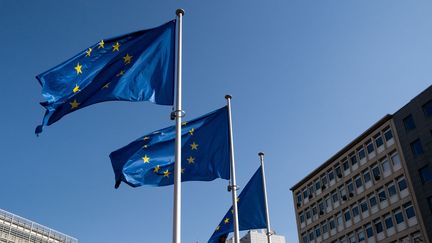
xmin=153 ymin=165 xmax=160 ymax=173
xmin=163 ymin=169 xmax=171 ymax=178
xmin=142 ymin=155 xmax=150 ymax=163
xmin=237 ymin=197 xmax=240 ymax=202
xmin=190 ymin=142 xmax=199 ymax=150
xmin=182 ymin=122 xmax=187 ymax=126
xmin=85 ymin=48 xmax=92 ymax=57
xmin=70 ymin=99 xmax=80 ymax=109
xmin=143 ymin=144 xmax=148 ymax=149
xmin=73 ymin=84 xmax=80 ymax=93
xmin=189 ymin=128 xmax=195 ymax=136
xmin=98 ymin=40 xmax=104 ymax=49
xmin=187 ymin=156 xmax=195 ymax=164
xmin=123 ymin=53 xmax=133 ymax=64
xmin=215 ymin=226 xmax=220 ymax=231
xmin=224 ymin=218 xmax=230 ymax=224
xmin=231 ymin=209 xmax=234 ymax=214
xmin=112 ymin=42 xmax=120 ymax=52
xmin=116 ymin=70 xmax=125 ymax=77
xmin=181 ymin=168 xmax=185 ymax=174
xmin=143 ymin=136 xmax=150 ymax=140
xmin=102 ymin=82 xmax=111 ymax=89
xmin=74 ymin=63 xmax=82 ymax=74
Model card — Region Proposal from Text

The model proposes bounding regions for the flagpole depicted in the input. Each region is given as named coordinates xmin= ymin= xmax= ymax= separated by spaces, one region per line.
xmin=173 ymin=8 xmax=184 ymax=243
xmin=258 ymin=152 xmax=272 ymax=243
xmin=225 ymin=95 xmax=240 ymax=243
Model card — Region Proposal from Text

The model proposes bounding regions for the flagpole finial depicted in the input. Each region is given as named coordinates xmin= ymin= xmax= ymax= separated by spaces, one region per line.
xmin=225 ymin=95 xmax=232 ymax=100
xmin=258 ymin=152 xmax=264 ymax=156
xmin=176 ymin=9 xmax=185 ymax=16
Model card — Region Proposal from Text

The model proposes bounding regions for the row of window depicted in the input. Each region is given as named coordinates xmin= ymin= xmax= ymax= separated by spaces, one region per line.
xmin=301 ymin=201 xmax=417 ymax=243
xmin=296 ymin=128 xmax=394 ymax=208
xmin=403 ymin=98 xmax=432 ymax=132
xmin=299 ymin=175 xmax=408 ymax=229
xmin=298 ymin=152 xmax=402 ymax=225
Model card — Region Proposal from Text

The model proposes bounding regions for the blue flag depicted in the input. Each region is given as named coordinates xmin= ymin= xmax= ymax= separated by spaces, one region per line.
xmin=208 ymin=167 xmax=267 ymax=243
xmin=35 ymin=20 xmax=176 ymax=134
xmin=110 ymin=106 xmax=230 ymax=188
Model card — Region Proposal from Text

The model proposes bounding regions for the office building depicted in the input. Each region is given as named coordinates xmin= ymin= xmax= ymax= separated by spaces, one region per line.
xmin=226 ymin=230 xmax=286 ymax=243
xmin=0 ymin=208 xmax=77 ymax=243
xmin=290 ymin=85 xmax=432 ymax=243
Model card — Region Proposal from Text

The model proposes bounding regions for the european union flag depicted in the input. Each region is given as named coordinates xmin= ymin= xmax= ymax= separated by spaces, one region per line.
xmin=110 ymin=106 xmax=230 ymax=188
xmin=35 ymin=20 xmax=176 ymax=134
xmin=208 ymin=167 xmax=267 ymax=243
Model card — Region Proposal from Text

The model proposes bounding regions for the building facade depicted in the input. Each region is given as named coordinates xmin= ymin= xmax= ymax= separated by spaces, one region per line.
xmin=290 ymin=85 xmax=432 ymax=243
xmin=226 ymin=230 xmax=286 ymax=243
xmin=0 ymin=208 xmax=77 ymax=243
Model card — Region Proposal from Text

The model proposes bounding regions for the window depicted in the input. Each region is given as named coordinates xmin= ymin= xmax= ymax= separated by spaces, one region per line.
xmin=337 ymin=213 xmax=343 ymax=226
xmin=300 ymin=213 xmax=305 ymax=223
xmin=309 ymin=230 xmax=314 ymax=241
xmin=325 ymin=197 xmax=332 ymax=210
xmin=306 ymin=209 xmax=311 ymax=219
xmin=422 ymin=99 xmax=432 ymax=117
xmin=369 ymin=194 xmax=377 ymax=207
xmin=343 ymin=160 xmax=350 ymax=172
xmin=315 ymin=179 xmax=321 ymax=191
xmin=347 ymin=181 xmax=354 ymax=195
xmin=349 ymin=234 xmax=355 ymax=243
xmin=381 ymin=158 xmax=390 ymax=174
xmin=387 ymin=183 xmax=397 ymax=197
xmin=363 ymin=170 xmax=371 ymax=184
xmin=339 ymin=186 xmax=347 ymax=200
xmin=384 ymin=128 xmax=393 ymax=141
xmin=352 ymin=205 xmax=359 ymax=217
xmin=355 ymin=176 xmax=363 ymax=188
xmin=357 ymin=230 xmax=365 ymax=241
xmin=358 ymin=147 xmax=366 ymax=160
xmin=321 ymin=222 xmax=328 ymax=234
xmin=394 ymin=210 xmax=404 ymax=224
xmin=372 ymin=165 xmax=381 ymax=181
xmin=374 ymin=219 xmax=383 ymax=233
xmin=312 ymin=205 xmax=317 ymax=217
xmin=303 ymin=188 xmax=308 ymax=199
xmin=419 ymin=165 xmax=432 ymax=184
xmin=350 ymin=153 xmax=357 ymax=167
xmin=322 ymin=221 xmax=328 ymax=233
xmin=403 ymin=114 xmax=416 ymax=131
xmin=318 ymin=201 xmax=325 ymax=215
xmin=410 ymin=139 xmax=424 ymax=157
xmin=428 ymin=196 xmax=432 ymax=213
xmin=335 ymin=166 xmax=342 ymax=178
xmin=344 ymin=209 xmax=351 ymax=221
xmin=309 ymin=184 xmax=315 ymax=196
xmin=404 ymin=202 xmax=416 ymax=219
xmin=321 ymin=174 xmax=328 ymax=188
xmin=366 ymin=141 xmax=375 ymax=154
xmin=390 ymin=152 xmax=401 ymax=168
xmin=328 ymin=170 xmax=335 ymax=181
xmin=365 ymin=223 xmax=374 ymax=238
xmin=315 ymin=226 xmax=321 ymax=237
xmin=302 ymin=234 xmax=308 ymax=243
xmin=332 ymin=191 xmax=339 ymax=203
xmin=297 ymin=193 xmax=302 ymax=205
xmin=378 ymin=189 xmax=387 ymax=202
xmin=375 ymin=135 xmax=384 ymax=148
xmin=360 ymin=200 xmax=368 ymax=213
xmin=329 ymin=218 xmax=336 ymax=229
xmin=384 ymin=214 xmax=394 ymax=229
xmin=398 ymin=177 xmax=408 ymax=191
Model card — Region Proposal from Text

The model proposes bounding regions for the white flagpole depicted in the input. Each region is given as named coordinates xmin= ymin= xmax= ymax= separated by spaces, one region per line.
xmin=225 ymin=95 xmax=240 ymax=243
xmin=258 ymin=152 xmax=272 ymax=243
xmin=173 ymin=8 xmax=184 ymax=243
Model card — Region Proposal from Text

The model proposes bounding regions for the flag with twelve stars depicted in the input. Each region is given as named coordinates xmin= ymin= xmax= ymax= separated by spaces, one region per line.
xmin=35 ymin=20 xmax=176 ymax=135
xmin=208 ymin=166 xmax=267 ymax=243
xmin=110 ymin=106 xmax=231 ymax=188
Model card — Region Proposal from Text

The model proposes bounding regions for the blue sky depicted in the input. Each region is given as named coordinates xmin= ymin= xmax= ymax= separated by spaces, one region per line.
xmin=1 ymin=0 xmax=431 ymax=242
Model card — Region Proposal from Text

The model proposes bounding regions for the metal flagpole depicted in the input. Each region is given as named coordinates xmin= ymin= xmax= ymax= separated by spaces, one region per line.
xmin=258 ymin=152 xmax=272 ymax=243
xmin=172 ymin=8 xmax=184 ymax=243
xmin=225 ymin=95 xmax=240 ymax=243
